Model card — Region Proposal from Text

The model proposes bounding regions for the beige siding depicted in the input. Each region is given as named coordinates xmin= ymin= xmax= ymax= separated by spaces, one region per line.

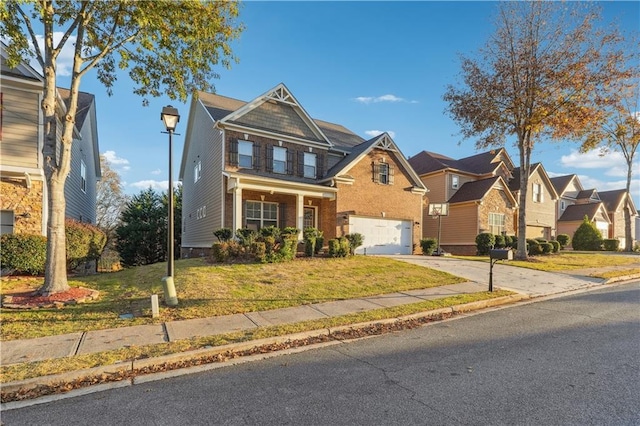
xmin=0 ymin=87 xmax=40 ymax=168
xmin=440 ymin=204 xmax=478 ymax=245
xmin=181 ymin=102 xmax=224 ymax=248
xmin=525 ymin=169 xmax=556 ymax=237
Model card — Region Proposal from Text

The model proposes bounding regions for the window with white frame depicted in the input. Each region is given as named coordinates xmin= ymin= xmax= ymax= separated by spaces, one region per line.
xmin=488 ymin=212 xmax=505 ymax=235
xmin=273 ymin=147 xmax=287 ymax=174
xmin=379 ymin=163 xmax=390 ymax=184
xmin=193 ymin=160 xmax=202 ymax=183
xmin=246 ymin=201 xmax=278 ymax=229
xmin=238 ymin=141 xmax=253 ymax=168
xmin=80 ymin=160 xmax=87 ymax=193
xmin=303 ymin=152 xmax=316 ymax=178
xmin=560 ymin=200 xmax=566 ymax=210
xmin=452 ymin=175 xmax=459 ymax=189
xmin=0 ymin=210 xmax=14 ymax=235
xmin=533 ymin=183 xmax=543 ymax=203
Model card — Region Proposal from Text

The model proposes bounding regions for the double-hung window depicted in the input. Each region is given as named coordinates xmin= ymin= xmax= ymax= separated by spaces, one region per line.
xmin=452 ymin=175 xmax=459 ymax=189
xmin=303 ymin=152 xmax=316 ymax=178
xmin=193 ymin=160 xmax=202 ymax=183
xmin=238 ymin=141 xmax=253 ymax=169
xmin=246 ymin=201 xmax=278 ymax=230
xmin=379 ymin=163 xmax=389 ymax=184
xmin=273 ymin=147 xmax=287 ymax=174
xmin=488 ymin=213 xmax=505 ymax=235
xmin=80 ymin=160 xmax=87 ymax=193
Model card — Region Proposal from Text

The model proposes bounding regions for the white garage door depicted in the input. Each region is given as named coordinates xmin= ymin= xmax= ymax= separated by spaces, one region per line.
xmin=349 ymin=216 xmax=412 ymax=255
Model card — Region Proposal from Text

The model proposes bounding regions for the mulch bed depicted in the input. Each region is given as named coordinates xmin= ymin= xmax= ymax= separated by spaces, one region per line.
xmin=1 ymin=287 xmax=99 ymax=309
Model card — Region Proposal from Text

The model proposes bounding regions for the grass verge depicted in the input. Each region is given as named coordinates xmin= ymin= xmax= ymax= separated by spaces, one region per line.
xmin=0 ymin=290 xmax=512 ymax=383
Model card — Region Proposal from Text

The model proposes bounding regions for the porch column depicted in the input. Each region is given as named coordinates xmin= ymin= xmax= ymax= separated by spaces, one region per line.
xmin=233 ymin=187 xmax=243 ymax=231
xmin=296 ymin=194 xmax=304 ymax=239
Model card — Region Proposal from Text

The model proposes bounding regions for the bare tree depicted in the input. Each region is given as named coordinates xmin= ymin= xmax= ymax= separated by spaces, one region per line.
xmin=96 ymin=155 xmax=128 ymax=246
xmin=1 ymin=1 xmax=242 ymax=294
xmin=443 ymin=2 xmax=630 ymax=259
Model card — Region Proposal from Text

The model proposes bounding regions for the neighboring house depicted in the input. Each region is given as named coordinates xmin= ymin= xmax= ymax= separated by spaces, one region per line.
xmin=598 ymin=189 xmax=637 ymax=248
xmin=179 ymin=83 xmax=427 ymax=256
xmin=408 ymin=149 xmax=517 ymax=255
xmin=508 ymin=163 xmax=558 ymax=240
xmin=0 ymin=47 xmax=101 ymax=236
xmin=551 ymin=174 xmax=610 ymax=244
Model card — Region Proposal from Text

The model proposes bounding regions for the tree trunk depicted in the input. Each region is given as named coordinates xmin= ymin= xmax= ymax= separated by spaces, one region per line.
xmin=515 ymin=139 xmax=531 ymax=260
xmin=40 ymin=176 xmax=69 ymax=295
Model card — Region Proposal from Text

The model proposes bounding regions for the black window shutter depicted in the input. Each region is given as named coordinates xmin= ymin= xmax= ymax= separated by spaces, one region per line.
xmin=297 ymin=151 xmax=304 ymax=177
xmin=388 ymin=164 xmax=394 ymax=185
xmin=229 ymin=140 xmax=239 ymax=166
xmin=372 ymin=162 xmax=379 ymax=183
xmin=279 ymin=204 xmax=286 ymax=229
xmin=266 ymin=146 xmax=274 ymax=173
xmin=316 ymin=154 xmax=324 ymax=178
xmin=253 ymin=144 xmax=261 ymax=170
xmin=287 ymin=149 xmax=294 ymax=175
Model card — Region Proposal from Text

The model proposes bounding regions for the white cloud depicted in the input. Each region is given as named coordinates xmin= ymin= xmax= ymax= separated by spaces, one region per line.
xmin=353 ymin=94 xmax=417 ymax=104
xmin=150 ymin=169 xmax=162 ymax=175
xmin=129 ymin=180 xmax=168 ymax=192
xmin=365 ymin=130 xmax=396 ymax=138
xmin=102 ymin=150 xmax=130 ymax=166
xmin=28 ymin=32 xmax=76 ymax=76
xmin=560 ymin=149 xmax=638 ymax=178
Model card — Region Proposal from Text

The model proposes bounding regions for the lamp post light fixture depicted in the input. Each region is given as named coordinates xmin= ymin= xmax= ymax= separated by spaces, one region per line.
xmin=160 ymin=105 xmax=180 ymax=307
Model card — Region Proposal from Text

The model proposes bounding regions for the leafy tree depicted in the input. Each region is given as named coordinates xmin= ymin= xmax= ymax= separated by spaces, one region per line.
xmin=443 ymin=2 xmax=630 ymax=260
xmin=579 ymin=75 xmax=639 ymax=251
xmin=116 ymin=188 xmax=167 ymax=267
xmin=572 ymin=215 xmax=604 ymax=251
xmin=0 ymin=1 xmax=242 ymax=294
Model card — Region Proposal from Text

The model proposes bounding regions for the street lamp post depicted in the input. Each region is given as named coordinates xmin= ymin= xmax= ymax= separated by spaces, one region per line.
xmin=161 ymin=105 xmax=180 ymax=307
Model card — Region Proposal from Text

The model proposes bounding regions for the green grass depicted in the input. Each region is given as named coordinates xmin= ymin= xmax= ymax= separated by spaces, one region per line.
xmin=1 ymin=256 xmax=466 ymax=341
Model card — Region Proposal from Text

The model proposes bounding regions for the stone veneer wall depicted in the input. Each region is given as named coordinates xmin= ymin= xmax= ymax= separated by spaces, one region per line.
xmin=0 ymin=178 xmax=44 ymax=235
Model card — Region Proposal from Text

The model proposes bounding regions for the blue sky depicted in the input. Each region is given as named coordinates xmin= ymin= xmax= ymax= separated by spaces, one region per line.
xmin=53 ymin=1 xmax=639 ymax=205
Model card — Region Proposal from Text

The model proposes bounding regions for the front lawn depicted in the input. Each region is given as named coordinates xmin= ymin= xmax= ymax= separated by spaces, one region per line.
xmin=1 ymin=256 xmax=465 ymax=341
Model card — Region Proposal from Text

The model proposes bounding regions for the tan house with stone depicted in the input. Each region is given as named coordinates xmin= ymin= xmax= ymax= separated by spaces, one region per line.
xmin=508 ymin=163 xmax=558 ymax=240
xmin=0 ymin=47 xmax=100 ymax=236
xmin=179 ymin=83 xmax=427 ymax=256
xmin=408 ymin=149 xmax=517 ymax=255
xmin=597 ymin=189 xmax=637 ymax=248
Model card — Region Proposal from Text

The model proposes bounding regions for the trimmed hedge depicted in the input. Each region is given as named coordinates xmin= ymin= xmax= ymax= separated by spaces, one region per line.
xmin=65 ymin=219 xmax=107 ymax=271
xmin=475 ymin=233 xmax=495 ymax=256
xmin=0 ymin=234 xmax=47 ymax=275
xmin=420 ymin=238 xmax=438 ymax=255
xmin=556 ymin=234 xmax=570 ymax=249
xmin=603 ymin=239 xmax=620 ymax=251
xmin=572 ymin=216 xmax=603 ymax=251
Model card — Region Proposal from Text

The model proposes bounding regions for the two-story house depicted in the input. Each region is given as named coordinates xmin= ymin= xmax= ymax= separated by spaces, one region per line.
xmin=179 ymin=83 xmax=427 ymax=256
xmin=599 ymin=189 xmax=637 ymax=249
xmin=508 ymin=163 xmax=558 ymax=240
xmin=408 ymin=149 xmax=518 ymax=255
xmin=0 ymin=47 xmax=101 ymax=236
xmin=550 ymin=174 xmax=611 ymax=244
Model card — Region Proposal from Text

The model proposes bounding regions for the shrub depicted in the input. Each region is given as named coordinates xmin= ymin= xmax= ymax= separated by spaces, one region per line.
xmin=213 ymin=228 xmax=233 ymax=242
xmin=339 ymin=237 xmax=350 ymax=257
xmin=328 ymin=237 xmax=350 ymax=258
xmin=303 ymin=227 xmax=322 ymax=257
xmin=540 ymin=242 xmax=553 ymax=254
xmin=572 ymin=216 xmax=603 ymax=251
xmin=315 ymin=236 xmax=324 ymax=255
xmin=0 ymin=234 xmax=47 ymax=275
xmin=504 ymin=235 xmax=514 ymax=248
xmin=328 ymin=239 xmax=340 ymax=257
xmin=475 ymin=233 xmax=495 ymax=256
xmin=345 ymin=233 xmax=364 ymax=255
xmin=259 ymin=226 xmax=280 ymax=239
xmin=603 ymin=239 xmax=620 ymax=251
xmin=236 ymin=228 xmax=257 ymax=246
xmin=556 ymin=234 xmax=570 ymax=249
xmin=420 ymin=238 xmax=438 ymax=255
xmin=494 ymin=234 xmax=506 ymax=248
xmin=526 ymin=239 xmax=543 ymax=256
xmin=211 ymin=242 xmax=230 ymax=263
xmin=66 ymin=219 xmax=107 ymax=272
xmin=549 ymin=240 xmax=560 ymax=253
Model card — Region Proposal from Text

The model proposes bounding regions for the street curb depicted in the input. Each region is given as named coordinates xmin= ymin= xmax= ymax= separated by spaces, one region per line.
xmin=0 ymin=293 xmax=542 ymax=406
xmin=603 ymin=273 xmax=640 ymax=285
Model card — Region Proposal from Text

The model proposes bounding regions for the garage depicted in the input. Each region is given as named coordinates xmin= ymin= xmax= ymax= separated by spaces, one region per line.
xmin=348 ymin=216 xmax=413 ymax=255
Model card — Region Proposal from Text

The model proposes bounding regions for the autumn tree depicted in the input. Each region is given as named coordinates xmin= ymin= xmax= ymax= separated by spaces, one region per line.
xmin=96 ymin=155 xmax=127 ymax=239
xmin=0 ymin=1 xmax=242 ymax=294
xmin=580 ymin=76 xmax=639 ymax=251
xmin=443 ymin=1 xmax=630 ymax=259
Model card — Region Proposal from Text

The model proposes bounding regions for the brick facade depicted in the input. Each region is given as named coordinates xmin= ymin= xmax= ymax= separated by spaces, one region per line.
xmin=0 ymin=178 xmax=44 ymax=235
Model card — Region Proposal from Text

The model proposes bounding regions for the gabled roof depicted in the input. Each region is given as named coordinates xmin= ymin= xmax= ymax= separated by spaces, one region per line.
xmin=57 ymin=88 xmax=95 ymax=129
xmin=408 ymin=148 xmax=514 ymax=177
xmin=0 ymin=41 xmax=43 ymax=83
xmin=550 ymin=174 xmax=582 ymax=196
xmin=508 ymin=163 xmax=559 ymax=199
xmin=577 ymin=189 xmax=599 ymax=201
xmin=447 ymin=175 xmax=517 ymax=206
xmin=197 ymin=88 xmax=365 ymax=149
xmin=216 ymin=83 xmax=332 ymax=146
xmin=558 ymin=202 xmax=610 ymax=223
xmin=598 ymin=189 xmax=638 ymax=215
xmin=324 ymin=133 xmax=427 ymax=192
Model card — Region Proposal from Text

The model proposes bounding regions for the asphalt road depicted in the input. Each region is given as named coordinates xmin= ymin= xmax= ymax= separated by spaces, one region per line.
xmin=3 ymin=282 xmax=639 ymax=426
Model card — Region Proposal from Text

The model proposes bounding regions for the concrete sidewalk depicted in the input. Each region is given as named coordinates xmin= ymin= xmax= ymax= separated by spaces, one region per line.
xmin=2 ymin=255 xmax=636 ymax=368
